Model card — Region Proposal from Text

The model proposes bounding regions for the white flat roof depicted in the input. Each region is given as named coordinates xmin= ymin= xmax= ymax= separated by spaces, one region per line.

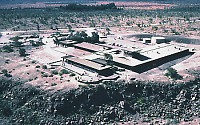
xmin=80 ymin=54 xmax=102 ymax=60
xmin=112 ymin=56 xmax=141 ymax=67
xmin=112 ymin=44 xmax=189 ymax=67
xmin=67 ymin=57 xmax=111 ymax=70
xmin=152 ymin=36 xmax=165 ymax=39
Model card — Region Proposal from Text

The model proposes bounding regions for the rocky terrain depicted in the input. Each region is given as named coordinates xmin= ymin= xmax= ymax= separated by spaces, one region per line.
xmin=0 ymin=77 xmax=199 ymax=124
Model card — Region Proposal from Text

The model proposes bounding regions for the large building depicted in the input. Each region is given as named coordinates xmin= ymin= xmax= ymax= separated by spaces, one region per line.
xmin=111 ymin=44 xmax=190 ymax=73
xmin=61 ymin=40 xmax=190 ymax=75
xmin=73 ymin=42 xmax=108 ymax=52
xmin=62 ymin=56 xmax=113 ymax=76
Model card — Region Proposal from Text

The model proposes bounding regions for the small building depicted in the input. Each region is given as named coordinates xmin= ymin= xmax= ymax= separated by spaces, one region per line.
xmin=151 ymin=37 xmax=166 ymax=44
xmin=142 ymin=38 xmax=151 ymax=44
xmin=99 ymin=33 xmax=107 ymax=39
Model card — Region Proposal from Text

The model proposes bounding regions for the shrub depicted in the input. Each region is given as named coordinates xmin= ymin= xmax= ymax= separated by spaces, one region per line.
xmin=42 ymin=73 xmax=48 ymax=77
xmin=9 ymin=36 xmax=20 ymax=42
xmin=13 ymin=41 xmax=23 ymax=47
xmin=49 ymin=74 xmax=53 ymax=77
xmin=2 ymin=45 xmax=13 ymax=52
xmin=31 ymin=60 xmax=36 ymax=63
xmin=42 ymin=65 xmax=47 ymax=69
xmin=59 ymin=69 xmax=69 ymax=76
xmin=165 ymin=67 xmax=182 ymax=80
xmin=51 ymin=83 xmax=57 ymax=86
xmin=2 ymin=69 xmax=8 ymax=74
xmin=51 ymin=70 xmax=58 ymax=75
xmin=19 ymin=48 xmax=26 ymax=56
xmin=2 ymin=105 xmax=12 ymax=117
xmin=35 ymin=65 xmax=40 ymax=68
xmin=1 ymin=69 xmax=12 ymax=77
xmin=69 ymin=73 xmax=75 ymax=77
xmin=4 ymin=73 xmax=12 ymax=77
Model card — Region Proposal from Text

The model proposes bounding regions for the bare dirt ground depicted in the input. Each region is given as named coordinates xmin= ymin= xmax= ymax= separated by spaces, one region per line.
xmin=0 ymin=31 xmax=83 ymax=92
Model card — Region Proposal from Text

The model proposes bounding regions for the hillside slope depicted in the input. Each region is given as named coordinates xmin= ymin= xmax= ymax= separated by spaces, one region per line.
xmin=0 ymin=77 xmax=199 ymax=124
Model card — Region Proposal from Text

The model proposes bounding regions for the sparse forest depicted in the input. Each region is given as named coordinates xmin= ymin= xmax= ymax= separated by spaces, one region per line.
xmin=0 ymin=5 xmax=199 ymax=37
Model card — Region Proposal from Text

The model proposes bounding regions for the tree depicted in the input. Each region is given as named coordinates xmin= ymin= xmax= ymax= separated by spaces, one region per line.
xmin=13 ymin=41 xmax=23 ymax=47
xmin=1 ymin=69 xmax=12 ymax=77
xmin=2 ymin=45 xmax=13 ymax=53
xmin=36 ymin=23 xmax=40 ymax=32
xmin=55 ymin=25 xmax=58 ymax=31
xmin=53 ymin=37 xmax=60 ymax=46
xmin=149 ymin=18 xmax=153 ymax=23
xmin=10 ymin=36 xmax=20 ymax=42
xmin=165 ymin=67 xmax=182 ymax=80
xmin=19 ymin=48 xmax=26 ymax=56
xmin=67 ymin=24 xmax=72 ymax=32
xmin=80 ymin=31 xmax=88 ymax=41
xmin=104 ymin=53 xmax=113 ymax=65
xmin=106 ymin=28 xmax=111 ymax=35
xmin=91 ymin=32 xmax=99 ymax=43
xmin=152 ymin=26 xmax=158 ymax=31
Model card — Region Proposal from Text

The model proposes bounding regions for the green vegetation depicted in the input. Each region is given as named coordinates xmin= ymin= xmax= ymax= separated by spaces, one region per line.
xmin=9 ymin=36 xmax=20 ymax=42
xmin=53 ymin=31 xmax=100 ymax=45
xmin=51 ymin=70 xmax=58 ymax=75
xmin=51 ymin=83 xmax=57 ymax=86
xmin=0 ymin=2 xmax=199 ymax=124
xmin=61 ymin=3 xmax=118 ymax=11
xmin=0 ymin=5 xmax=199 ymax=36
xmin=31 ymin=60 xmax=36 ymax=64
xmin=42 ymin=65 xmax=47 ymax=69
xmin=1 ymin=69 xmax=12 ymax=77
xmin=12 ymin=41 xmax=23 ymax=47
xmin=35 ymin=65 xmax=40 ymax=68
xmin=19 ymin=48 xmax=26 ymax=56
xmin=2 ymin=45 xmax=13 ymax=53
xmin=165 ymin=67 xmax=183 ymax=80
xmin=1 ymin=69 xmax=8 ymax=74
xmin=59 ymin=69 xmax=69 ymax=76
xmin=0 ymin=78 xmax=199 ymax=124
xmin=41 ymin=73 xmax=48 ymax=78
xmin=67 ymin=31 xmax=99 ymax=43
xmin=104 ymin=53 xmax=113 ymax=65
xmin=69 ymin=73 xmax=76 ymax=77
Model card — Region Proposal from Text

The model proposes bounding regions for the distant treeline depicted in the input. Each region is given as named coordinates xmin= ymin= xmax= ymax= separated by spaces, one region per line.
xmin=60 ymin=3 xmax=119 ymax=11
xmin=169 ymin=5 xmax=200 ymax=12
